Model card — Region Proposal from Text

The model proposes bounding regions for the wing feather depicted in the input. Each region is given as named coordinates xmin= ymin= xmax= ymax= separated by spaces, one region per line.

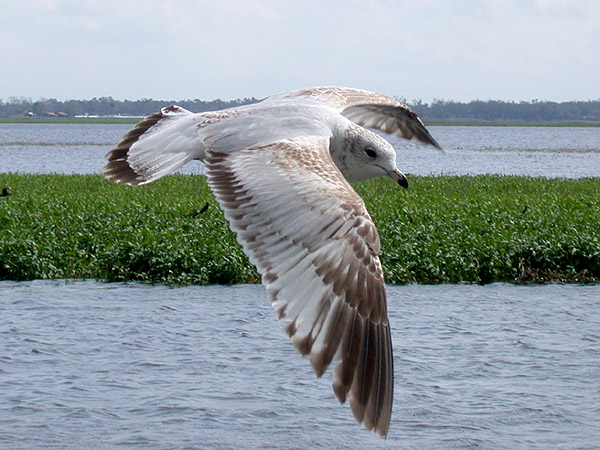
xmin=104 ymin=106 xmax=209 ymax=184
xmin=270 ymin=86 xmax=441 ymax=149
xmin=204 ymin=136 xmax=394 ymax=436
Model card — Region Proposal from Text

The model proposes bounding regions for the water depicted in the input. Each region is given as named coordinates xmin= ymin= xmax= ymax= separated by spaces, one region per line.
xmin=1 ymin=122 xmax=599 ymax=448
xmin=1 ymin=123 xmax=600 ymax=178
xmin=1 ymin=281 xmax=599 ymax=449
xmin=391 ymin=126 xmax=600 ymax=178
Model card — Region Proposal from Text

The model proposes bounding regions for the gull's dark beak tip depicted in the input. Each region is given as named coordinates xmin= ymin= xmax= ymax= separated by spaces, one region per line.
xmin=398 ymin=176 xmax=409 ymax=189
xmin=389 ymin=170 xmax=409 ymax=189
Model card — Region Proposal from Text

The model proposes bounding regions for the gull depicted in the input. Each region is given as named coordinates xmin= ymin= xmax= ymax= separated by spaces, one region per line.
xmin=103 ymin=86 xmax=440 ymax=437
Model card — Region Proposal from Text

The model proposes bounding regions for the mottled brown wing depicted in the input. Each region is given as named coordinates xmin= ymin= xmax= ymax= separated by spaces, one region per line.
xmin=272 ymin=86 xmax=441 ymax=149
xmin=342 ymin=103 xmax=441 ymax=149
xmin=205 ymin=136 xmax=394 ymax=436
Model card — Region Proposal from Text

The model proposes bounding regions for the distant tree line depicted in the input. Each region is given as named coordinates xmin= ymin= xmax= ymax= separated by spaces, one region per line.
xmin=1 ymin=95 xmax=600 ymax=122
xmin=0 ymin=96 xmax=258 ymax=118
xmin=407 ymin=98 xmax=600 ymax=122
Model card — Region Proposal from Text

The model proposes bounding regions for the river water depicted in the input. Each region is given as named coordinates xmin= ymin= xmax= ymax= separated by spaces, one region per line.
xmin=1 ymin=281 xmax=599 ymax=449
xmin=1 ymin=123 xmax=600 ymax=177
xmin=1 ymin=124 xmax=599 ymax=448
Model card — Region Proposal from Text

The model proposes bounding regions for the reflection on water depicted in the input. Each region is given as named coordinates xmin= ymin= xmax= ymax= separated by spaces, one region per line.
xmin=1 ymin=123 xmax=600 ymax=178
xmin=1 ymin=281 xmax=599 ymax=449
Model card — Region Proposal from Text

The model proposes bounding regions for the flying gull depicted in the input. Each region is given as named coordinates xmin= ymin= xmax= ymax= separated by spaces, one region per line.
xmin=103 ymin=86 xmax=440 ymax=437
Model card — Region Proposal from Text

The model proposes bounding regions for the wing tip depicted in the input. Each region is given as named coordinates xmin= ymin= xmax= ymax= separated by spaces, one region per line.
xmin=103 ymin=105 xmax=193 ymax=184
xmin=422 ymin=132 xmax=443 ymax=151
xmin=102 ymin=162 xmax=146 ymax=185
xmin=102 ymin=110 xmax=169 ymax=184
xmin=329 ymin=315 xmax=393 ymax=439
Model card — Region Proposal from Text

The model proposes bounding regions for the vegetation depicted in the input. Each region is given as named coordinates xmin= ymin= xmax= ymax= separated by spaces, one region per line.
xmin=423 ymin=120 xmax=600 ymax=127
xmin=0 ymin=97 xmax=257 ymax=118
xmin=0 ymin=174 xmax=598 ymax=285
xmin=0 ymin=117 xmax=140 ymax=124
xmin=2 ymin=96 xmax=599 ymax=124
xmin=409 ymin=98 xmax=600 ymax=123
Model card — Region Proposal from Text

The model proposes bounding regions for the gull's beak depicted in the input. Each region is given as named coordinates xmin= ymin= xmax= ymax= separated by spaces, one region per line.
xmin=388 ymin=169 xmax=408 ymax=189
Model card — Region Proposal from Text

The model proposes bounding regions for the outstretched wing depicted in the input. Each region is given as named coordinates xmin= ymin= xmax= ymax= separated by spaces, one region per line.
xmin=205 ymin=136 xmax=394 ymax=436
xmin=104 ymin=105 xmax=249 ymax=185
xmin=270 ymin=86 xmax=441 ymax=149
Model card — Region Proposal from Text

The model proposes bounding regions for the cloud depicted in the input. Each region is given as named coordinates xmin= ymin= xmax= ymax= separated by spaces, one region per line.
xmin=1 ymin=0 xmax=598 ymax=101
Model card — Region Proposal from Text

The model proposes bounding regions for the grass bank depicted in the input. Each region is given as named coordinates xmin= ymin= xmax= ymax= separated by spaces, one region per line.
xmin=1 ymin=174 xmax=598 ymax=285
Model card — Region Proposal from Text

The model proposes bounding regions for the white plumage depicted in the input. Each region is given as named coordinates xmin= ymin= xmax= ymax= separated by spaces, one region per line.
xmin=104 ymin=86 xmax=440 ymax=437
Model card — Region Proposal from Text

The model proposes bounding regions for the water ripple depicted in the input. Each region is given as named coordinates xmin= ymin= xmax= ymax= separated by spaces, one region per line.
xmin=1 ymin=281 xmax=599 ymax=449
xmin=2 ymin=123 xmax=600 ymax=177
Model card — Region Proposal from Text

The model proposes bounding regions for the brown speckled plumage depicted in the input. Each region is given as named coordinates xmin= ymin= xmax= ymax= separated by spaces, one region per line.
xmin=103 ymin=86 xmax=441 ymax=437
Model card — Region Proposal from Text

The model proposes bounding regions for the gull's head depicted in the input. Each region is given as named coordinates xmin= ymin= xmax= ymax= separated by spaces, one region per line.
xmin=333 ymin=126 xmax=408 ymax=188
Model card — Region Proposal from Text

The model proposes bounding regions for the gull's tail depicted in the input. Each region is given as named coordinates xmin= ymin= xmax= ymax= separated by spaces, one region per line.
xmin=103 ymin=106 xmax=206 ymax=185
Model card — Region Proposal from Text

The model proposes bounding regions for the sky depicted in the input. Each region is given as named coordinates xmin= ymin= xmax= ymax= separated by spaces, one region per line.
xmin=1 ymin=0 xmax=599 ymax=103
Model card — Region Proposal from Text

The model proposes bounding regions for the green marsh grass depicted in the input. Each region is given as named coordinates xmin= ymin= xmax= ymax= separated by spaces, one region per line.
xmin=1 ymin=174 xmax=598 ymax=284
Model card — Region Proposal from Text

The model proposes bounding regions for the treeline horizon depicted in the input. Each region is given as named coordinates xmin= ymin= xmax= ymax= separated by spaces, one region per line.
xmin=2 ymin=95 xmax=600 ymax=122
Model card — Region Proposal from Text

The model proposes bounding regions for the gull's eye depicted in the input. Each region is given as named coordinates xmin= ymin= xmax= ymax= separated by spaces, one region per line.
xmin=365 ymin=148 xmax=377 ymax=158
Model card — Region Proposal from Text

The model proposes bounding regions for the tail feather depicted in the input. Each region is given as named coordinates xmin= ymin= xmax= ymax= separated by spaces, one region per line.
xmin=103 ymin=106 xmax=205 ymax=185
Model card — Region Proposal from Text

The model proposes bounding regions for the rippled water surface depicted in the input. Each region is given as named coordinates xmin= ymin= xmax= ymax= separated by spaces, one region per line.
xmin=1 ymin=281 xmax=599 ymax=449
xmin=1 ymin=123 xmax=600 ymax=177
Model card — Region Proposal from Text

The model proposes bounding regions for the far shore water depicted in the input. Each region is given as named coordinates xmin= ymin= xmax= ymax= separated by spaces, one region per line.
xmin=2 ymin=116 xmax=600 ymax=127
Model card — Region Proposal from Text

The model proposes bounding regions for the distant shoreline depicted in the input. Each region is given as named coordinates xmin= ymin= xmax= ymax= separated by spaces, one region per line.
xmin=0 ymin=117 xmax=141 ymax=125
xmin=2 ymin=117 xmax=600 ymax=127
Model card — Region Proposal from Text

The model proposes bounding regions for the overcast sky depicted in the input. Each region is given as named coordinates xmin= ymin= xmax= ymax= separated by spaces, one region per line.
xmin=1 ymin=0 xmax=599 ymax=103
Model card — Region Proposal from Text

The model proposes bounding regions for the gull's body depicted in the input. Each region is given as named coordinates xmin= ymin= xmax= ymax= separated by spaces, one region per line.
xmin=104 ymin=86 xmax=439 ymax=437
